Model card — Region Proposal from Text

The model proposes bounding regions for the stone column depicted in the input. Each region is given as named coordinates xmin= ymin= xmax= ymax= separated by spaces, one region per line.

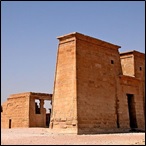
xmin=40 ymin=99 xmax=44 ymax=114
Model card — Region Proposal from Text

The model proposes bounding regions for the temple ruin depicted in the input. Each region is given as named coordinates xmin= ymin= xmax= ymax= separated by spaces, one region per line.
xmin=50 ymin=32 xmax=145 ymax=134
xmin=1 ymin=32 xmax=145 ymax=134
xmin=1 ymin=92 xmax=52 ymax=128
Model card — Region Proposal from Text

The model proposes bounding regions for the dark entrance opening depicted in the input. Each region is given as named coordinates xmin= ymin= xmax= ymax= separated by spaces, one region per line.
xmin=46 ymin=110 xmax=51 ymax=127
xmin=127 ymin=94 xmax=137 ymax=129
xmin=44 ymin=100 xmax=52 ymax=127
xmin=9 ymin=119 xmax=12 ymax=129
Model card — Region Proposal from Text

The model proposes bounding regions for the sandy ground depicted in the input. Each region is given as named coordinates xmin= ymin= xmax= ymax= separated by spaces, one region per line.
xmin=1 ymin=128 xmax=145 ymax=145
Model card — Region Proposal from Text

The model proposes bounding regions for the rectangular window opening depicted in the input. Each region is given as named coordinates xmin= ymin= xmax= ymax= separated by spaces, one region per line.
xmin=35 ymin=99 xmax=41 ymax=114
xmin=111 ymin=60 xmax=114 ymax=64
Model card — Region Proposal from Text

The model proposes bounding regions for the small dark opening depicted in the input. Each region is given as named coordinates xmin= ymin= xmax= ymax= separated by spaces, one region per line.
xmin=139 ymin=67 xmax=142 ymax=71
xmin=9 ymin=119 xmax=12 ymax=129
xmin=111 ymin=60 xmax=114 ymax=64
xmin=127 ymin=94 xmax=137 ymax=129
xmin=1 ymin=106 xmax=3 ymax=112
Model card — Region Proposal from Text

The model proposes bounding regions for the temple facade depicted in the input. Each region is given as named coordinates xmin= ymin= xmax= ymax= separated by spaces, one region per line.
xmin=50 ymin=32 xmax=145 ymax=134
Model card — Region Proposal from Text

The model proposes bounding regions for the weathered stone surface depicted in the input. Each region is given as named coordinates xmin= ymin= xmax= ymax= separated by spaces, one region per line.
xmin=51 ymin=32 xmax=145 ymax=134
xmin=1 ymin=92 xmax=52 ymax=128
xmin=1 ymin=32 xmax=145 ymax=135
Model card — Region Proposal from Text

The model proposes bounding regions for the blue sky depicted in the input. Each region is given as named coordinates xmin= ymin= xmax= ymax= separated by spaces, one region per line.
xmin=1 ymin=1 xmax=145 ymax=105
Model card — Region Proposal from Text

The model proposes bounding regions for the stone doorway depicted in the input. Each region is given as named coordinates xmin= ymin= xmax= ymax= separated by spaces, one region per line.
xmin=127 ymin=94 xmax=137 ymax=129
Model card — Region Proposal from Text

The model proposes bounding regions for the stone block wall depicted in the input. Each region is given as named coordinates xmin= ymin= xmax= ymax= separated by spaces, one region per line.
xmin=75 ymin=33 xmax=122 ymax=134
xmin=133 ymin=51 xmax=145 ymax=118
xmin=29 ymin=93 xmax=52 ymax=127
xmin=1 ymin=93 xmax=29 ymax=128
xmin=119 ymin=51 xmax=145 ymax=130
xmin=29 ymin=97 xmax=46 ymax=127
xmin=50 ymin=34 xmax=78 ymax=133
xmin=120 ymin=53 xmax=135 ymax=77
xmin=1 ymin=92 xmax=52 ymax=128
xmin=51 ymin=32 xmax=145 ymax=134
xmin=118 ymin=76 xmax=145 ymax=130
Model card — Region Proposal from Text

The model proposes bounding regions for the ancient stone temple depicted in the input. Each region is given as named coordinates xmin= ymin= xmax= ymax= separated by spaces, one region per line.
xmin=50 ymin=32 xmax=145 ymax=134
xmin=1 ymin=32 xmax=145 ymax=134
xmin=1 ymin=92 xmax=52 ymax=128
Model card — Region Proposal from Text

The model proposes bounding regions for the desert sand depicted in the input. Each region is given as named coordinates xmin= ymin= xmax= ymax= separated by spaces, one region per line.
xmin=1 ymin=128 xmax=145 ymax=145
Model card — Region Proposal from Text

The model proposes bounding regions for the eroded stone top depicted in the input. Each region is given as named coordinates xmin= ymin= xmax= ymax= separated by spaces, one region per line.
xmin=9 ymin=92 xmax=52 ymax=99
xmin=57 ymin=32 xmax=121 ymax=49
xmin=120 ymin=50 xmax=145 ymax=58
